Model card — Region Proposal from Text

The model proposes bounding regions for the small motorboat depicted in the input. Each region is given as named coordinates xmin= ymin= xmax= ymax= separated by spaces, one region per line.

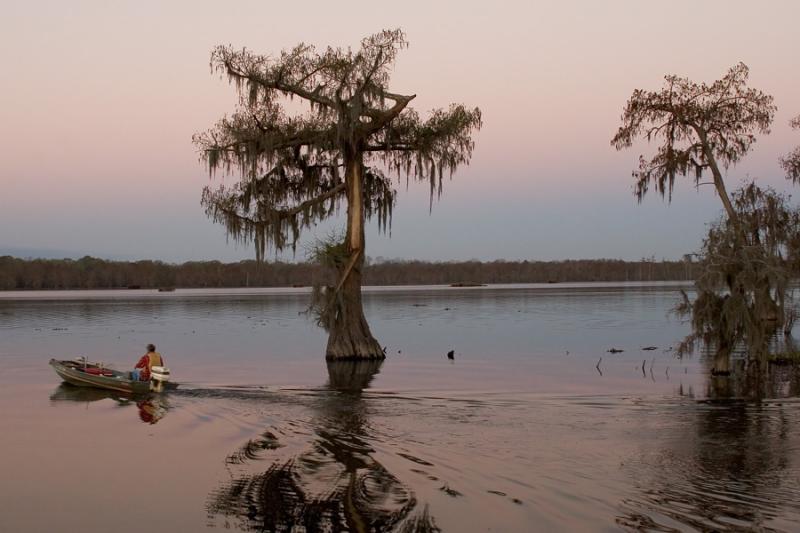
xmin=49 ymin=358 xmax=171 ymax=394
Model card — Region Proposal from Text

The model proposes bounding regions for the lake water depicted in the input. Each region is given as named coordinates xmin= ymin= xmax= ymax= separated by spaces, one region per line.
xmin=1 ymin=283 xmax=799 ymax=532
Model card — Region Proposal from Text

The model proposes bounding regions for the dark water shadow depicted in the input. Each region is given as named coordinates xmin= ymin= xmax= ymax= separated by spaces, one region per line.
xmin=206 ymin=360 xmax=441 ymax=532
xmin=617 ymin=366 xmax=800 ymax=531
xmin=49 ymin=383 xmax=170 ymax=424
xmin=705 ymin=359 xmax=800 ymax=401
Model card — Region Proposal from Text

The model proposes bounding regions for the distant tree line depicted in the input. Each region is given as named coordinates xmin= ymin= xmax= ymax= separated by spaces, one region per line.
xmin=0 ymin=255 xmax=697 ymax=290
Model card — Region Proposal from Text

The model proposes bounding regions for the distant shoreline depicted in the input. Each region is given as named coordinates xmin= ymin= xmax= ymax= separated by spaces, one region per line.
xmin=0 ymin=282 xmax=696 ymax=302
xmin=0 ymin=256 xmax=697 ymax=290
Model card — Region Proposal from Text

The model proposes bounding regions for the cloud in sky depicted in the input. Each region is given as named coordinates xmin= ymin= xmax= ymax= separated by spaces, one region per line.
xmin=1 ymin=0 xmax=798 ymax=262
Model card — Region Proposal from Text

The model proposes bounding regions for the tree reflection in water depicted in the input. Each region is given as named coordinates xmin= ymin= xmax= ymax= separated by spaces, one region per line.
xmin=617 ymin=364 xmax=800 ymax=531
xmin=706 ymin=359 xmax=800 ymax=400
xmin=206 ymin=360 xmax=440 ymax=532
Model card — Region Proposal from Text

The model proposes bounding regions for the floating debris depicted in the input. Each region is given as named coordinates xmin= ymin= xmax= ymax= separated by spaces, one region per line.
xmin=397 ymin=452 xmax=434 ymax=467
xmin=439 ymin=484 xmax=462 ymax=497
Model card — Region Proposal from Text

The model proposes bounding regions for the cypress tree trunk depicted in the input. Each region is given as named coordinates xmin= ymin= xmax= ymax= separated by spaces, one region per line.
xmin=699 ymin=130 xmax=738 ymax=226
xmin=712 ymin=304 xmax=733 ymax=376
xmin=326 ymin=151 xmax=384 ymax=360
xmin=712 ymin=345 xmax=731 ymax=375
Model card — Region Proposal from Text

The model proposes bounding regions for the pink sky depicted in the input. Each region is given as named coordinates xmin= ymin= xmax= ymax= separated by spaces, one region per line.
xmin=1 ymin=0 xmax=799 ymax=261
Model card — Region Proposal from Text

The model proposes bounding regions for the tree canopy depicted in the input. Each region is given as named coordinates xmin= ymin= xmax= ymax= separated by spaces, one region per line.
xmin=782 ymin=115 xmax=800 ymax=184
xmin=194 ymin=29 xmax=482 ymax=259
xmin=611 ymin=63 xmax=775 ymax=221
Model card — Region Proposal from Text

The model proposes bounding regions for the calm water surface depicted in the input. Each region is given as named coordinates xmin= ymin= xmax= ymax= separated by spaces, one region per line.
xmin=1 ymin=283 xmax=799 ymax=532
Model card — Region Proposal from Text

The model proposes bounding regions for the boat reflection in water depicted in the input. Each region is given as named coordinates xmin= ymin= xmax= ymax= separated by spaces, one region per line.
xmin=49 ymin=383 xmax=170 ymax=425
xmin=206 ymin=360 xmax=440 ymax=532
xmin=617 ymin=362 xmax=800 ymax=531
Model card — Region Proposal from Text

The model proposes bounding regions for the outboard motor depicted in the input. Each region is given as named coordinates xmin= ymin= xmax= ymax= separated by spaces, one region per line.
xmin=150 ymin=365 xmax=170 ymax=392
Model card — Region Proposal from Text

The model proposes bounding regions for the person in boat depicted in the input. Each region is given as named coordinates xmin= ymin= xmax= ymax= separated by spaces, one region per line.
xmin=134 ymin=344 xmax=165 ymax=381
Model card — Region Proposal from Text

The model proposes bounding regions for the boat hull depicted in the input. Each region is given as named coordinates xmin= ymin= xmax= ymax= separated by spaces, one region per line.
xmin=49 ymin=359 xmax=151 ymax=394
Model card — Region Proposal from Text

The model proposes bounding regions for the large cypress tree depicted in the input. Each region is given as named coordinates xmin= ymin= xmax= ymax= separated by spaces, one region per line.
xmin=611 ymin=64 xmax=800 ymax=372
xmin=194 ymin=29 xmax=481 ymax=360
